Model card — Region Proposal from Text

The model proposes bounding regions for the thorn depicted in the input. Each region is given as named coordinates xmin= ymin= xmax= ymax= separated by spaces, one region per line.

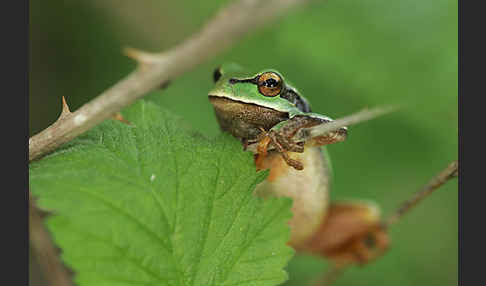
xmin=62 ymin=96 xmax=70 ymax=113
xmin=158 ymin=80 xmax=171 ymax=90
xmin=123 ymin=46 xmax=164 ymax=67
xmin=123 ymin=46 xmax=145 ymax=61
xmin=111 ymin=112 xmax=131 ymax=125
xmin=58 ymin=96 xmax=72 ymax=120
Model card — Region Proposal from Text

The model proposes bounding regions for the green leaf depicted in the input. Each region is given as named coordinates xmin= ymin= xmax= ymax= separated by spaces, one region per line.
xmin=29 ymin=100 xmax=294 ymax=286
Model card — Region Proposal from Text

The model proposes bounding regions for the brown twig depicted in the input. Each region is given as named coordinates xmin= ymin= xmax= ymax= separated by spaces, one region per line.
xmin=298 ymin=105 xmax=398 ymax=142
xmin=29 ymin=0 xmax=312 ymax=162
xmin=309 ymin=264 xmax=347 ymax=286
xmin=30 ymin=192 xmax=74 ymax=286
xmin=385 ymin=160 xmax=459 ymax=227
xmin=246 ymin=105 xmax=397 ymax=153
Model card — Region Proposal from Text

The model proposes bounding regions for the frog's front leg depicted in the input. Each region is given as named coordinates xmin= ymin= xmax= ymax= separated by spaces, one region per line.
xmin=254 ymin=126 xmax=304 ymax=170
xmin=255 ymin=115 xmax=347 ymax=170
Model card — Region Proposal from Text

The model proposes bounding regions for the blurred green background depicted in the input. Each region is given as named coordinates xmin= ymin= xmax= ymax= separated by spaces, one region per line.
xmin=29 ymin=0 xmax=457 ymax=286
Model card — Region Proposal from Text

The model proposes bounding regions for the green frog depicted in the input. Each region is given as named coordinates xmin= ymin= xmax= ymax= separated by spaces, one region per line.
xmin=208 ymin=63 xmax=389 ymax=265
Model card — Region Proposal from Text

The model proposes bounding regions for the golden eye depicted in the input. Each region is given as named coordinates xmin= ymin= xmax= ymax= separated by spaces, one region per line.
xmin=257 ymin=72 xmax=283 ymax=97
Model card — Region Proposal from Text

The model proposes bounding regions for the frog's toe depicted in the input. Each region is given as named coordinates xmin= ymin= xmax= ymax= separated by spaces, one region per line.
xmin=280 ymin=151 xmax=304 ymax=170
xmin=311 ymin=127 xmax=347 ymax=146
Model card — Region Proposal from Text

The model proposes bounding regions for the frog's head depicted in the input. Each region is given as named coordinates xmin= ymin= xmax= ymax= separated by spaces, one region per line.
xmin=209 ymin=63 xmax=311 ymax=115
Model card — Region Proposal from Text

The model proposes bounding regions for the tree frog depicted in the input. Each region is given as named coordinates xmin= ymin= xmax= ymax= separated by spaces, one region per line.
xmin=208 ymin=63 xmax=347 ymax=170
xmin=208 ymin=63 xmax=388 ymax=265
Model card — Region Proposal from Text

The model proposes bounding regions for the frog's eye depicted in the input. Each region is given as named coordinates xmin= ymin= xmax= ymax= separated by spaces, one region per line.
xmin=257 ymin=72 xmax=283 ymax=97
xmin=213 ymin=67 xmax=223 ymax=83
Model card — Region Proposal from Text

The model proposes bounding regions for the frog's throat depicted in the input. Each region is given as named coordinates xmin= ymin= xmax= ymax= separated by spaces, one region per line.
xmin=209 ymin=96 xmax=289 ymax=140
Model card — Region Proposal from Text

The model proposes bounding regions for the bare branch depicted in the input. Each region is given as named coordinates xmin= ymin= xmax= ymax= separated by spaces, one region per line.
xmin=385 ymin=160 xmax=459 ymax=227
xmin=30 ymin=192 xmax=74 ymax=286
xmin=308 ymin=264 xmax=347 ymax=286
xmin=246 ymin=105 xmax=397 ymax=153
xmin=296 ymin=105 xmax=398 ymax=142
xmin=29 ymin=0 xmax=312 ymax=162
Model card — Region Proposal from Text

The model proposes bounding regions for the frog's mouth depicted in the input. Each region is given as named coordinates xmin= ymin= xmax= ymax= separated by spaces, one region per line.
xmin=208 ymin=94 xmax=251 ymax=105
xmin=207 ymin=94 xmax=283 ymax=112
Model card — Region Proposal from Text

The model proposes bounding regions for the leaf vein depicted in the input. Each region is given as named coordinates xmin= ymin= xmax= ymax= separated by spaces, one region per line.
xmin=73 ymin=187 xmax=171 ymax=253
xmin=63 ymin=226 xmax=170 ymax=283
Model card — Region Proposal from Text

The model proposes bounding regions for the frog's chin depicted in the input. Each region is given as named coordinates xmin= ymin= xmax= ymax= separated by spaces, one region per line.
xmin=208 ymin=95 xmax=289 ymax=141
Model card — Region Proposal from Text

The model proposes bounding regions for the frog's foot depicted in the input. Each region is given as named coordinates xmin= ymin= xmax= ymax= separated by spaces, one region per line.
xmin=278 ymin=151 xmax=304 ymax=170
xmin=255 ymin=127 xmax=304 ymax=170
xmin=309 ymin=127 xmax=348 ymax=147
xmin=269 ymin=131 xmax=304 ymax=153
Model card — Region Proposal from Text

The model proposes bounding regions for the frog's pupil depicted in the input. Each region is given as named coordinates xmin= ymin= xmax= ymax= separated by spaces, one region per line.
xmin=265 ymin=78 xmax=278 ymax=87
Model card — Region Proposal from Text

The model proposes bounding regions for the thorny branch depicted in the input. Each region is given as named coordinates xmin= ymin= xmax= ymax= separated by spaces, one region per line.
xmin=29 ymin=0 xmax=313 ymax=162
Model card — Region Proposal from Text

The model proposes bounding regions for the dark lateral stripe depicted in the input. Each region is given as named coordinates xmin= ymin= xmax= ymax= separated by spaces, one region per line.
xmin=228 ymin=76 xmax=258 ymax=85
xmin=280 ymin=87 xmax=311 ymax=113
